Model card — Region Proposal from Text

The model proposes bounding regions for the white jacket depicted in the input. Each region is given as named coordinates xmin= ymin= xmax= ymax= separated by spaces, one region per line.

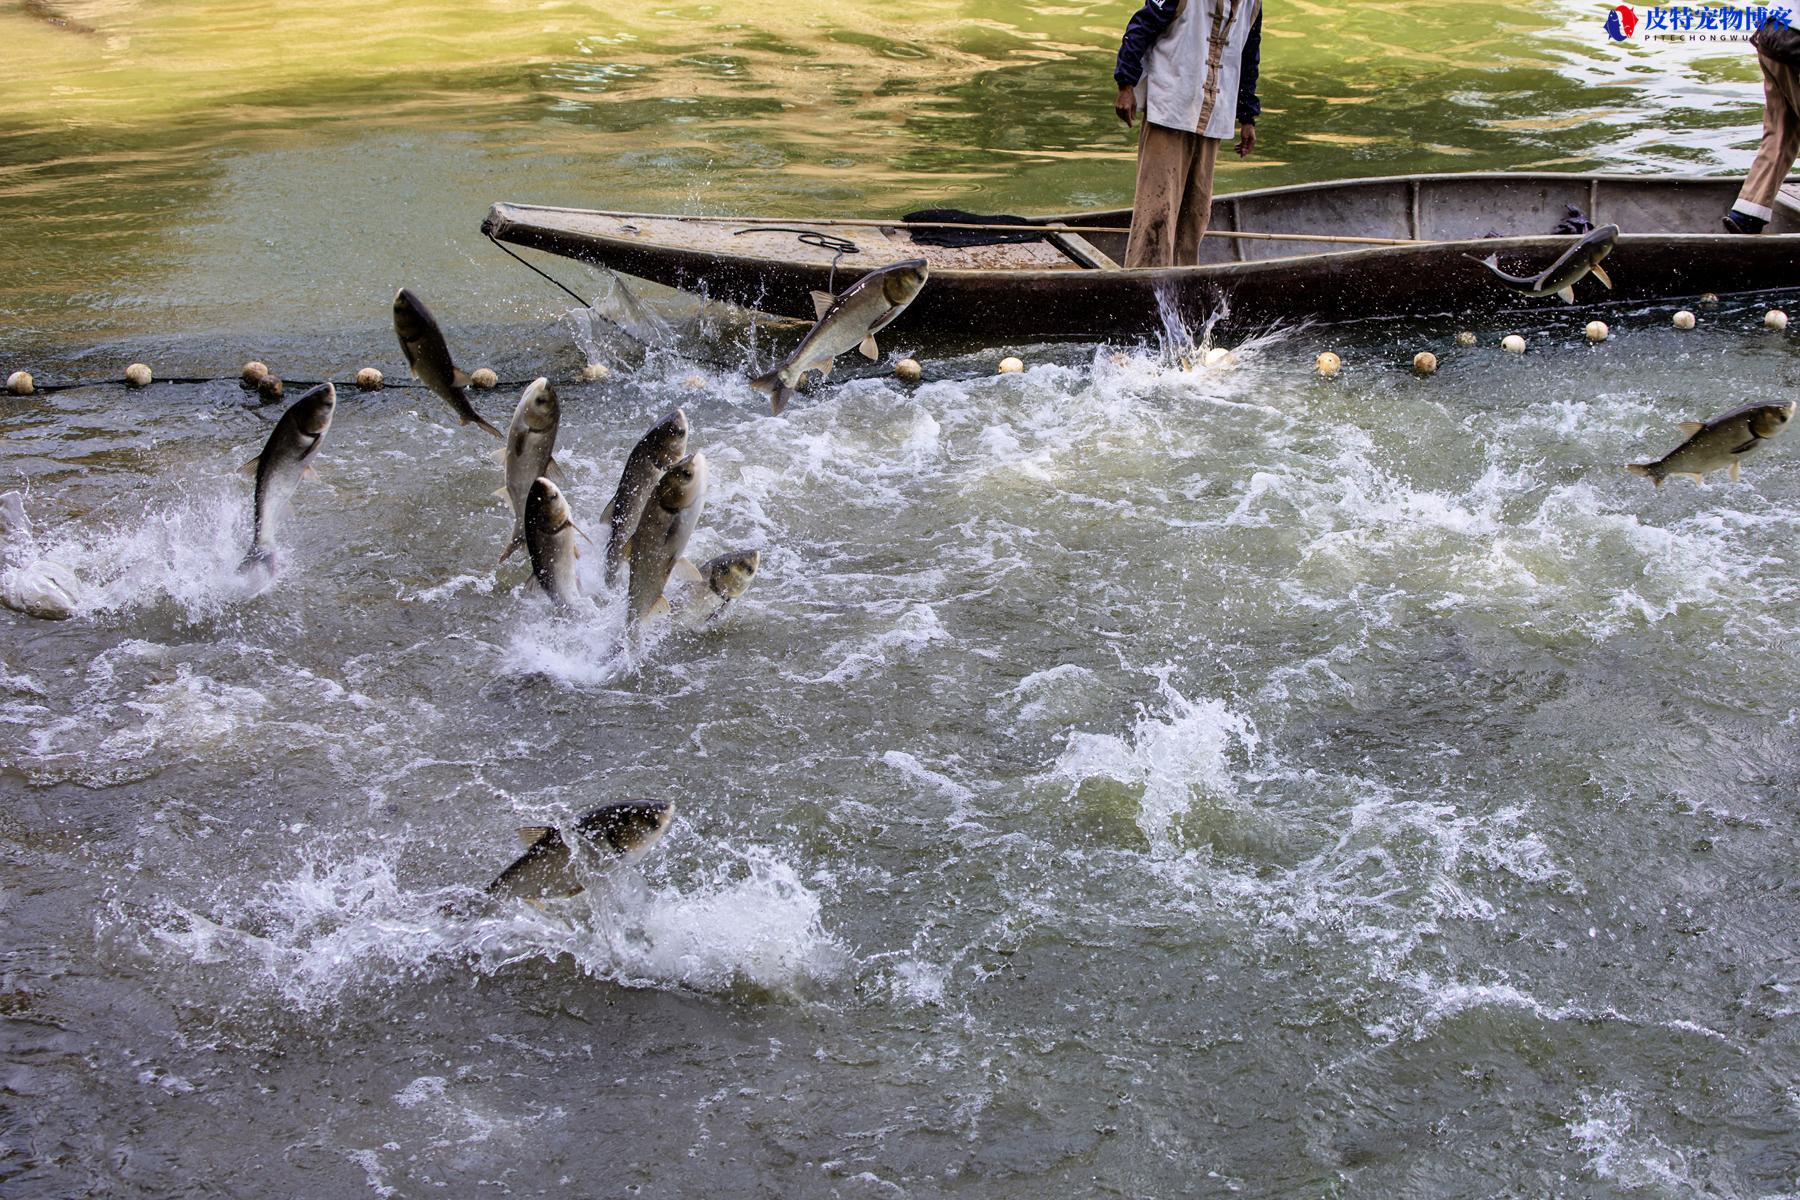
xmin=1135 ymin=0 xmax=1262 ymax=140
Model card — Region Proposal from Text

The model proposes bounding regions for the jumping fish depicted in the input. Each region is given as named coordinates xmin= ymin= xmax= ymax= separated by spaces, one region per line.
xmin=1467 ymin=224 xmax=1618 ymax=304
xmin=671 ymin=548 xmax=760 ymax=625
xmin=391 ymin=288 xmax=504 ymax=437
xmin=486 ymin=801 xmax=676 ymax=904
xmin=524 ymin=476 xmax=582 ymax=607
xmin=749 ymin=259 xmax=929 ymax=414
xmin=625 ymin=451 xmax=707 ymax=629
xmin=240 ymin=382 xmax=335 ymax=571
xmin=498 ymin=377 xmax=560 ymax=562
xmin=598 ymin=408 xmax=688 ymax=586
xmin=1626 ymin=401 xmax=1794 ymax=485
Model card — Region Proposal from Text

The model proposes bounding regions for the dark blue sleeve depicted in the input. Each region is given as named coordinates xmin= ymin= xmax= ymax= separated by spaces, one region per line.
xmin=1235 ymin=8 xmax=1262 ymax=123
xmin=1114 ymin=0 xmax=1180 ymax=88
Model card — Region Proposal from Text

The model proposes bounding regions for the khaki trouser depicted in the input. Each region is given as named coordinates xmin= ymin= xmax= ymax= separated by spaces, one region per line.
xmin=1125 ymin=122 xmax=1221 ymax=268
xmin=1736 ymin=51 xmax=1800 ymax=219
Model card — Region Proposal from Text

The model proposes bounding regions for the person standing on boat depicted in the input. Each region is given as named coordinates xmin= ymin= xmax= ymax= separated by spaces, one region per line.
xmin=1723 ymin=20 xmax=1800 ymax=234
xmin=1113 ymin=0 xmax=1262 ymax=268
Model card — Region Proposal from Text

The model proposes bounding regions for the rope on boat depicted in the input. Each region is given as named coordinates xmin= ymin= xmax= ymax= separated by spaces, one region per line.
xmin=731 ymin=227 xmax=860 ymax=292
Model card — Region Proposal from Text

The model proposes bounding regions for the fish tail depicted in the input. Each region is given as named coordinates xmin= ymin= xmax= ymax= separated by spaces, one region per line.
xmin=237 ymin=544 xmax=276 ymax=574
xmin=749 ymin=370 xmax=796 ymax=416
xmin=1624 ymin=463 xmax=1663 ymax=486
xmin=474 ymin=415 xmax=505 ymax=439
xmin=498 ymin=535 xmax=523 ymax=565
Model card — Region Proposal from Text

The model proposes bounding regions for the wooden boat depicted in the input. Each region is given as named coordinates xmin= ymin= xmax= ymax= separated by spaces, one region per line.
xmin=482 ymin=173 xmax=1800 ymax=340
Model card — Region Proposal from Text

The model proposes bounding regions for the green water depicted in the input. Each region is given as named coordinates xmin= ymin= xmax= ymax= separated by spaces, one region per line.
xmin=0 ymin=0 xmax=1774 ymax=350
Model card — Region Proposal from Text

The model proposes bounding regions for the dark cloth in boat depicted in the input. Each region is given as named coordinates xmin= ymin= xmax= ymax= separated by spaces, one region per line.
xmin=900 ymin=210 xmax=1048 ymax=248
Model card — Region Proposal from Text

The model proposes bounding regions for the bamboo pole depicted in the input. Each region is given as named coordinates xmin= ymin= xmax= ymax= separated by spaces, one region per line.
xmin=569 ymin=208 xmax=1427 ymax=247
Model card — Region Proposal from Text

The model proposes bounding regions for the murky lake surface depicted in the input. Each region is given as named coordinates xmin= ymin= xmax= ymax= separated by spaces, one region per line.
xmin=4 ymin=1 xmax=1800 ymax=1197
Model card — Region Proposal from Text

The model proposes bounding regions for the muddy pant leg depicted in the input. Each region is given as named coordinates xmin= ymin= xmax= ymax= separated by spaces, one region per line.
xmin=1126 ymin=123 xmax=1198 ymax=268
xmin=1173 ymin=135 xmax=1222 ymax=265
xmin=1734 ymin=53 xmax=1800 ymax=221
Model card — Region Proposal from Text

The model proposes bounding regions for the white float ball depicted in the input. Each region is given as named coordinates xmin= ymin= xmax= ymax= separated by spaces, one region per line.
xmin=580 ymin=362 xmax=610 ymax=381
xmin=1585 ymin=321 xmax=1609 ymax=342
xmin=241 ymin=361 xmax=269 ymax=386
xmin=1315 ymin=352 xmax=1342 ymax=377
xmin=1412 ymin=351 xmax=1437 ymax=375
xmin=356 ymin=367 xmax=383 ymax=390
xmin=895 ymin=358 xmax=922 ymax=383
xmin=1455 ymin=331 xmax=1478 ymax=347
xmin=1766 ymin=309 xmax=1789 ymax=330
xmin=124 ymin=363 xmax=152 ymax=388
xmin=1502 ymin=335 xmax=1527 ymax=354
xmin=469 ymin=367 xmax=498 ymax=389
xmin=6 ymin=370 xmax=33 ymax=396
xmin=997 ymin=357 xmax=1024 ymax=374
xmin=1672 ymin=310 xmax=1696 ymax=330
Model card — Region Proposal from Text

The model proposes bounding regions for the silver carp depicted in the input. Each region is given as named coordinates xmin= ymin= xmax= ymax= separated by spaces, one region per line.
xmin=498 ymin=377 xmax=560 ymax=562
xmin=391 ymin=288 xmax=504 ymax=437
xmin=240 ymin=382 xmax=335 ymax=571
xmin=486 ymin=801 xmax=676 ymax=904
xmin=671 ymin=547 xmax=761 ymax=627
xmin=749 ymin=259 xmax=929 ymax=414
xmin=524 ymin=476 xmax=582 ymax=608
xmin=625 ymin=451 xmax=707 ymax=629
xmin=1467 ymin=224 xmax=1617 ymax=304
xmin=598 ymin=408 xmax=688 ymax=586
xmin=1626 ymin=401 xmax=1794 ymax=486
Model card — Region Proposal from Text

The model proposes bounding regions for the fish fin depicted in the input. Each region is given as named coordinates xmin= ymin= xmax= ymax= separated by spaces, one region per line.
xmin=301 ymin=465 xmax=318 ymax=480
xmin=1624 ymin=464 xmax=1659 ymax=484
xmin=498 ymin=537 xmax=522 ymax=563
xmin=1679 ymin=421 xmax=1705 ymax=434
xmin=1730 ymin=459 xmax=1741 ymax=482
xmin=1556 ymin=286 xmax=1576 ymax=305
xmin=1590 ymin=264 xmax=1613 ymax=289
xmin=516 ymin=825 xmax=553 ymax=846
xmin=475 ymin=415 xmax=505 ymax=439
xmin=1729 ymin=438 xmax=1758 ymax=455
xmin=749 ymin=369 xmax=795 ymax=414
xmin=810 ymin=290 xmax=835 ymax=319
xmin=596 ymin=497 xmax=615 ymax=529
xmin=672 ymin=557 xmax=703 ymax=584
xmin=492 ymin=446 xmax=508 ymax=464
xmin=649 ymin=596 xmax=670 ymax=618
xmin=1678 ymin=472 xmax=1706 ymax=484
xmin=494 ymin=485 xmax=511 ymax=501
xmin=544 ymin=457 xmax=564 ymax=481
xmin=817 ymin=361 xmax=833 ymax=380
xmin=858 ymin=335 xmax=879 ymax=360
xmin=452 ymin=368 xmax=472 ymax=387
xmin=750 ymin=372 xmax=797 ymax=415
xmin=239 ymin=455 xmax=261 ymax=477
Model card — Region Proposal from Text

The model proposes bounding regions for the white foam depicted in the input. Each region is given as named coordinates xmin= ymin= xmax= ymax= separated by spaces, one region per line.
xmin=1051 ymin=675 xmax=1256 ymax=854
xmin=798 ymin=603 xmax=949 ymax=685
xmin=139 ymin=840 xmax=845 ymax=1011
xmin=1 ymin=482 xmax=268 ymax=620
xmin=1568 ymin=1091 xmax=1700 ymax=1195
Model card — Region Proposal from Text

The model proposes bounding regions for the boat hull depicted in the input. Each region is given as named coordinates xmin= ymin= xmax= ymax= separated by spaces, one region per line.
xmin=483 ymin=173 xmax=1800 ymax=340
